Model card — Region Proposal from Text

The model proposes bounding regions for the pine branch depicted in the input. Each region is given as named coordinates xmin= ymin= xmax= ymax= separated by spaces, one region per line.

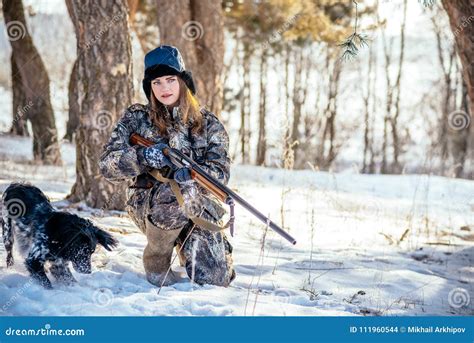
xmin=339 ymin=32 xmax=369 ymax=61
xmin=419 ymin=0 xmax=436 ymax=8
xmin=339 ymin=0 xmax=369 ymax=61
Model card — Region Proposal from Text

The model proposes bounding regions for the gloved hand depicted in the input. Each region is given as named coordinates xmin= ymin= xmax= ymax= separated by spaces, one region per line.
xmin=174 ymin=167 xmax=193 ymax=184
xmin=143 ymin=143 xmax=173 ymax=169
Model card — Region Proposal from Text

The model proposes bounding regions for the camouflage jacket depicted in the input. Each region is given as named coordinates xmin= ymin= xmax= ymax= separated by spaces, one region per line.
xmin=98 ymin=103 xmax=230 ymax=229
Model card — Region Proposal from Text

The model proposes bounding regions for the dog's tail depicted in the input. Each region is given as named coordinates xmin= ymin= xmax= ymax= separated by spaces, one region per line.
xmin=95 ymin=228 xmax=119 ymax=251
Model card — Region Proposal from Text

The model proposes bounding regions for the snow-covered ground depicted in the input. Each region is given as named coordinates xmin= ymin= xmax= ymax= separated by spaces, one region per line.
xmin=0 ymin=134 xmax=472 ymax=316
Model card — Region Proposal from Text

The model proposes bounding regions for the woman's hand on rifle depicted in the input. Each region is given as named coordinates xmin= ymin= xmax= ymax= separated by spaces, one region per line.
xmin=142 ymin=143 xmax=173 ymax=169
xmin=174 ymin=167 xmax=193 ymax=185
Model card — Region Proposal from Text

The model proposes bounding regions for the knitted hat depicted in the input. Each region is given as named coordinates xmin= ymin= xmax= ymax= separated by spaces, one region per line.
xmin=142 ymin=45 xmax=196 ymax=101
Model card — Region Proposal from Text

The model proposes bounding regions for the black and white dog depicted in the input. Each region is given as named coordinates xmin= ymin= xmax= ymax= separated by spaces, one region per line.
xmin=1 ymin=183 xmax=118 ymax=289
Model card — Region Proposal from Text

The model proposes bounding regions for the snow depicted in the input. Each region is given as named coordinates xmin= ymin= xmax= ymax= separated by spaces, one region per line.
xmin=0 ymin=134 xmax=472 ymax=316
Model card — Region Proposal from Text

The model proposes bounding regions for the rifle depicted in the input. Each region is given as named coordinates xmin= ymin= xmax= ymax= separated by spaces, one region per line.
xmin=130 ymin=133 xmax=297 ymax=245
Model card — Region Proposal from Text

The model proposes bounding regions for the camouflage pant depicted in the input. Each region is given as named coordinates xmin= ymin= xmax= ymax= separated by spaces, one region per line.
xmin=126 ymin=187 xmax=235 ymax=287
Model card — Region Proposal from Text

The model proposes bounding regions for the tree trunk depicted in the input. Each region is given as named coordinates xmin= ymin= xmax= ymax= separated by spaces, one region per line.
xmin=315 ymin=48 xmax=341 ymax=170
xmin=369 ymin=45 xmax=378 ymax=174
xmin=282 ymin=44 xmax=293 ymax=168
xmin=9 ymin=51 xmax=29 ymax=136
xmin=362 ymin=44 xmax=375 ymax=173
xmin=66 ymin=0 xmax=133 ymax=210
xmin=442 ymin=0 xmax=473 ymax=179
xmin=256 ymin=47 xmax=267 ymax=166
xmin=64 ymin=58 xmax=79 ymax=142
xmin=64 ymin=2 xmax=80 ymax=143
xmin=324 ymin=49 xmax=341 ymax=169
xmin=155 ymin=0 xmax=224 ymax=115
xmin=431 ymin=11 xmax=457 ymax=175
xmin=3 ymin=0 xmax=61 ymax=164
xmin=325 ymin=58 xmax=342 ymax=169
xmin=449 ymin=79 xmax=470 ymax=177
xmin=390 ymin=0 xmax=407 ymax=174
xmin=446 ymin=78 xmax=470 ymax=177
xmin=378 ymin=5 xmax=396 ymax=174
xmin=442 ymin=0 xmax=474 ymax=118
xmin=381 ymin=116 xmax=388 ymax=174
xmin=127 ymin=0 xmax=159 ymax=53
xmin=291 ymin=48 xmax=304 ymax=166
xmin=239 ymin=39 xmax=251 ymax=164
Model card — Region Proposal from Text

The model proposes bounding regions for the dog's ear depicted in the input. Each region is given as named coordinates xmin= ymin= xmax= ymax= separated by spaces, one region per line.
xmin=94 ymin=228 xmax=118 ymax=251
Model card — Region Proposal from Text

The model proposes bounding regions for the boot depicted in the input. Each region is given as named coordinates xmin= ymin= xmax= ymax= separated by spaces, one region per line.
xmin=143 ymin=218 xmax=181 ymax=287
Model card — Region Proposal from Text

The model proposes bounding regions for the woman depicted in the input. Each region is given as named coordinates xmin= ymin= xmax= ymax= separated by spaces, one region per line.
xmin=99 ymin=45 xmax=235 ymax=287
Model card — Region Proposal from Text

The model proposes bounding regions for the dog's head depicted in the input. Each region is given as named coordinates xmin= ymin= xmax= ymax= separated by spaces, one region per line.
xmin=2 ymin=182 xmax=54 ymax=220
xmin=47 ymin=213 xmax=118 ymax=274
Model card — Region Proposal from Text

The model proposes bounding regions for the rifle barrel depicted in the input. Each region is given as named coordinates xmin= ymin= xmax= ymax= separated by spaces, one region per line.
xmin=169 ymin=148 xmax=297 ymax=245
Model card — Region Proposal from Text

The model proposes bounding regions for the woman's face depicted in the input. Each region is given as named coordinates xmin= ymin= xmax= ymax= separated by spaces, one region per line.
xmin=151 ymin=75 xmax=180 ymax=106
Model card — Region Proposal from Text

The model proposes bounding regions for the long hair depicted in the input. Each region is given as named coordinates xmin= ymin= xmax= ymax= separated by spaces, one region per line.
xmin=149 ymin=77 xmax=203 ymax=136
